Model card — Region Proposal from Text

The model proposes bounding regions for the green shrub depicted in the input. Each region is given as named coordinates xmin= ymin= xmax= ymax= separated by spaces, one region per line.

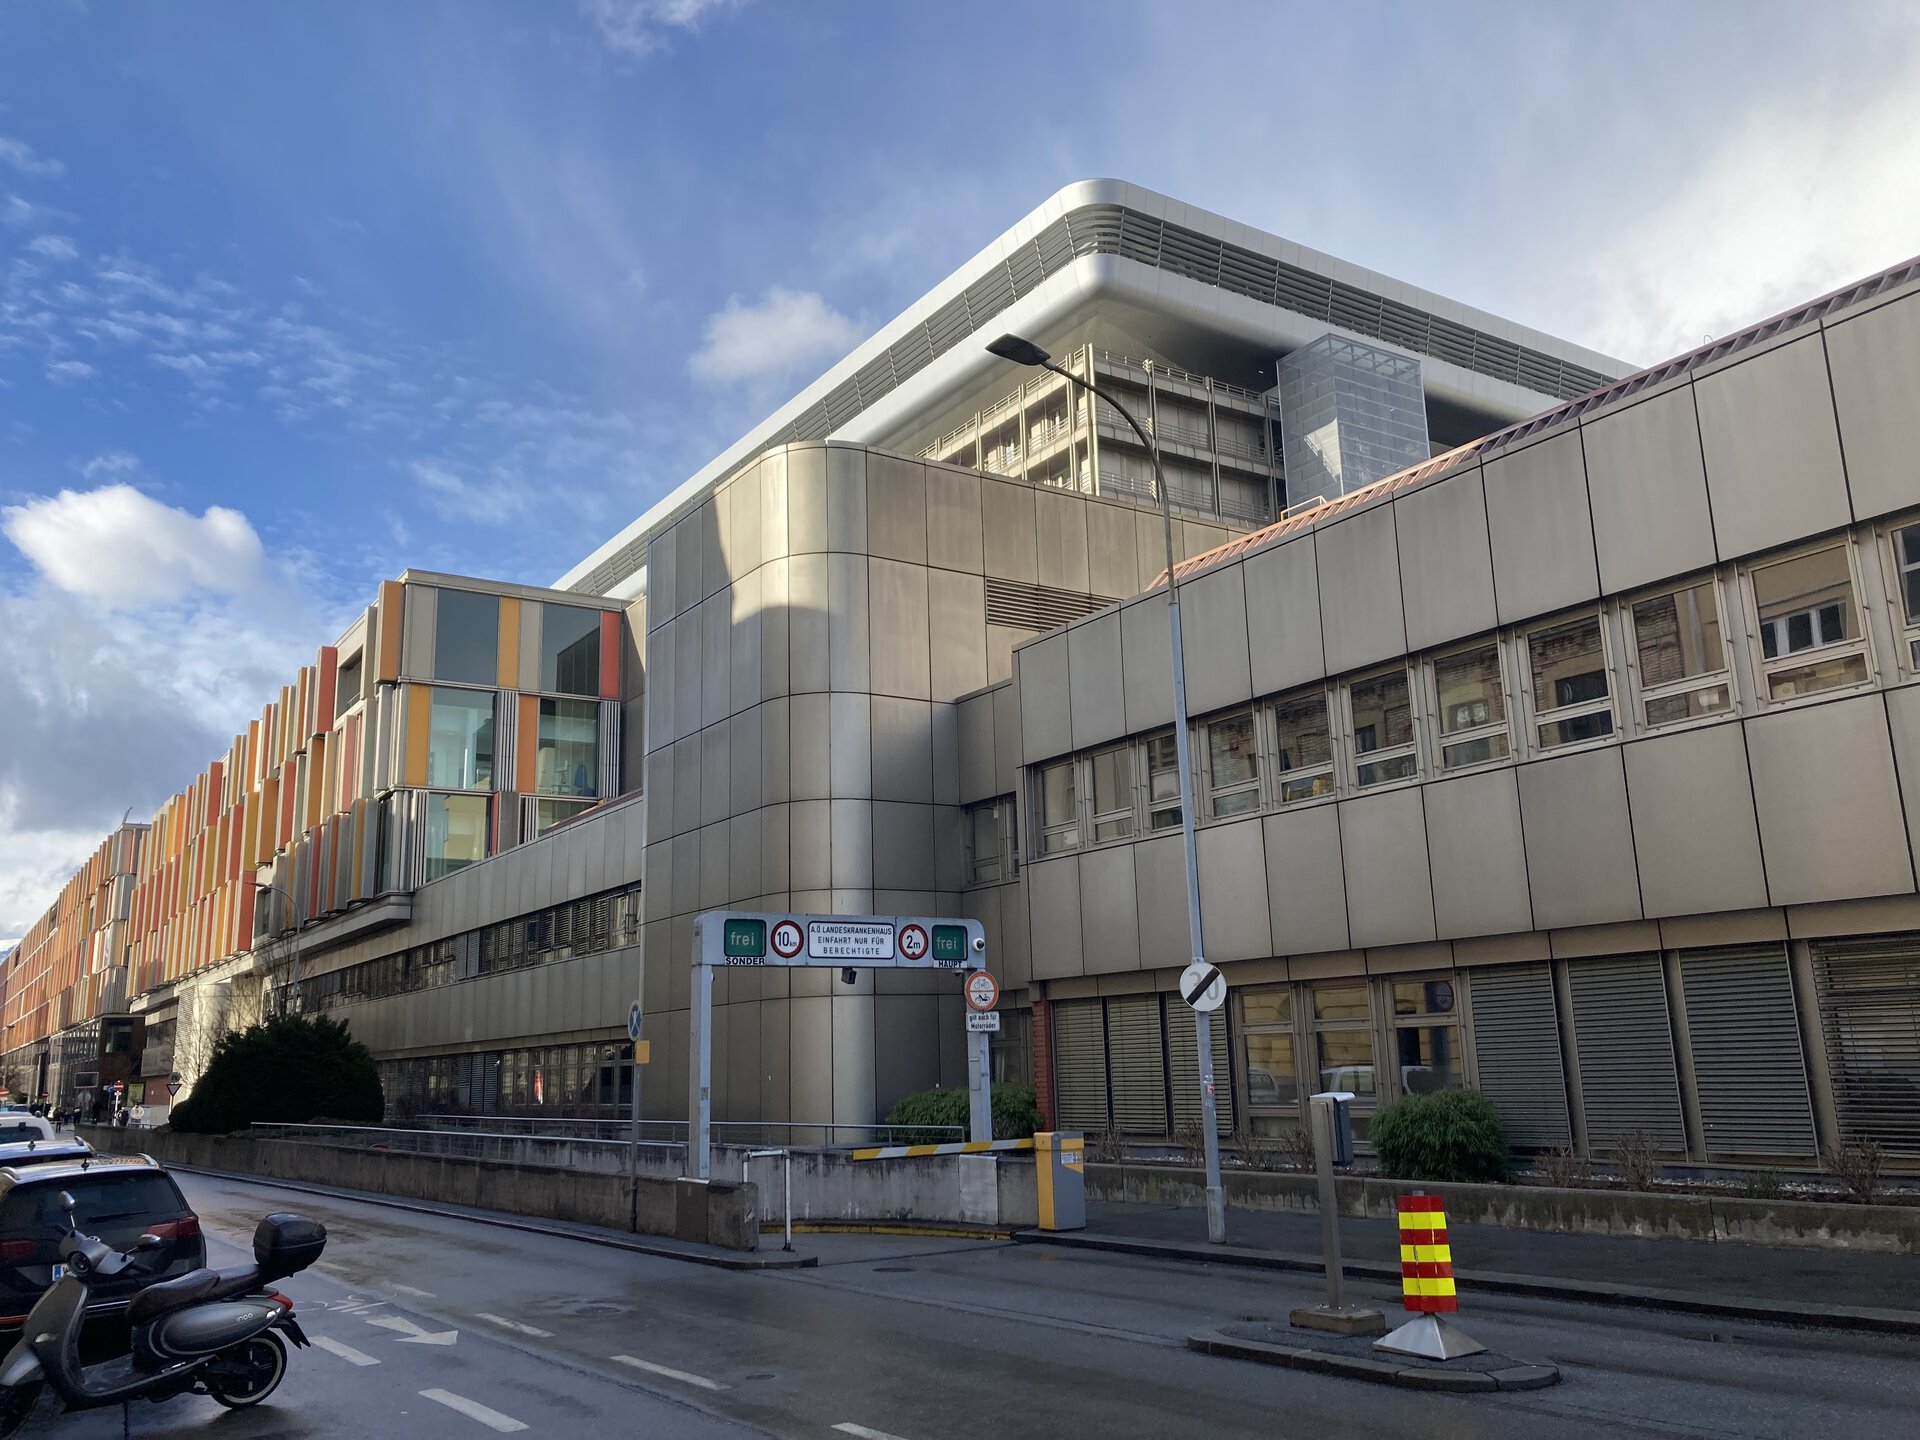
xmin=883 ymin=1085 xmax=1040 ymax=1143
xmin=169 ymin=1014 xmax=383 ymax=1134
xmin=1368 ymin=1089 xmax=1513 ymax=1185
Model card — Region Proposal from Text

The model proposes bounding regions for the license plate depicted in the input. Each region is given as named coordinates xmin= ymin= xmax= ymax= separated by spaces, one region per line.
xmin=50 ymin=1264 xmax=63 ymax=1281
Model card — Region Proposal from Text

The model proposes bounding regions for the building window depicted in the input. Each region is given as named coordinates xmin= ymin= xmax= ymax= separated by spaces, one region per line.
xmin=542 ymin=604 xmax=602 ymax=696
xmin=990 ymin=1009 xmax=1033 ymax=1088
xmin=967 ymin=799 xmax=1017 ymax=885
xmin=427 ymin=688 xmax=495 ymax=790
xmin=1751 ymin=543 xmax=1870 ymax=700
xmin=1205 ymin=711 xmax=1261 ymax=817
xmin=531 ymin=798 xmax=594 ymax=837
xmin=1145 ymin=731 xmax=1183 ymax=830
xmin=424 ymin=793 xmax=489 ymax=882
xmin=536 ymin=698 xmax=598 ymax=797
xmin=1391 ymin=977 xmax=1462 ymax=1095
xmin=1528 ymin=614 xmax=1613 ymax=748
xmin=1238 ymin=986 xmax=1299 ymax=1129
xmin=1631 ymin=579 xmax=1732 ymax=726
xmin=1089 ymin=745 xmax=1137 ymax=842
xmin=1312 ymin=983 xmax=1376 ymax=1135
xmin=335 ymin=652 xmax=363 ymax=718
xmin=1433 ymin=643 xmax=1508 ymax=768
xmin=1348 ymin=671 xmax=1416 ymax=786
xmin=1035 ymin=761 xmax=1079 ymax=855
xmin=1895 ymin=523 xmax=1920 ymax=669
xmin=435 ymin=589 xmax=500 ymax=686
xmin=1272 ymin=692 xmax=1336 ymax=800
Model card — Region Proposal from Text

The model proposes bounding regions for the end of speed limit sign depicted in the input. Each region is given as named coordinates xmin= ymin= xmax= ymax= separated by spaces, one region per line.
xmin=965 ymin=970 xmax=999 ymax=1013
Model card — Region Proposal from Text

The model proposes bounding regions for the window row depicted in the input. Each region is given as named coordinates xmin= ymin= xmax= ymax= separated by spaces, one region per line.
xmin=1027 ymin=522 xmax=1920 ymax=855
xmin=426 ymin=691 xmax=600 ymax=799
xmin=379 ymin=1040 xmax=637 ymax=1118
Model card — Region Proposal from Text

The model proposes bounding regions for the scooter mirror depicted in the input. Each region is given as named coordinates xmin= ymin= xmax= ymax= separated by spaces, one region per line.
xmin=135 ymin=1233 xmax=165 ymax=1251
xmin=58 ymin=1191 xmax=75 ymax=1216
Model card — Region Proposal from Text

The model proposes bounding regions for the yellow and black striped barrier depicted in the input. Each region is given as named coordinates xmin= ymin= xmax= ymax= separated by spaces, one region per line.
xmin=850 ymin=1137 xmax=1036 ymax=1161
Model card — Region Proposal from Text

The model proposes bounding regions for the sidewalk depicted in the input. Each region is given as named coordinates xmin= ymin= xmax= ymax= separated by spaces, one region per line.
xmin=1016 ymin=1199 xmax=1920 ymax=1331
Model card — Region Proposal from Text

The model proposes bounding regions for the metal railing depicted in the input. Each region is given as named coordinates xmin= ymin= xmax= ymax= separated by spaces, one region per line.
xmin=409 ymin=1114 xmax=965 ymax=1147
xmin=247 ymin=1122 xmax=677 ymax=1178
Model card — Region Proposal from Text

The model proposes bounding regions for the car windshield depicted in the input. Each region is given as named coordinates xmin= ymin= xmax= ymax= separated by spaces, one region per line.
xmin=0 ymin=1174 xmax=185 ymax=1234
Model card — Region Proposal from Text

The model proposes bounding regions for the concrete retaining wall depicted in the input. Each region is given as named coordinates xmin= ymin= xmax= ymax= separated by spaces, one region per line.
xmin=1087 ymin=1163 xmax=1920 ymax=1254
xmin=81 ymin=1128 xmax=758 ymax=1251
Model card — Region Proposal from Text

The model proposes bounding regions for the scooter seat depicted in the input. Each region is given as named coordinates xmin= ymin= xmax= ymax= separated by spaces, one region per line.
xmin=125 ymin=1269 xmax=221 ymax=1325
xmin=208 ymin=1264 xmax=265 ymax=1301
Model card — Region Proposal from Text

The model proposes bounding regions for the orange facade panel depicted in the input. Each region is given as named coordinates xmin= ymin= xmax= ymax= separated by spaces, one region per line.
xmin=404 ymin=684 xmax=431 ymax=788
xmin=375 ymin=579 xmax=404 ymax=684
xmin=516 ymin=693 xmax=539 ymax=793
xmin=599 ymin=611 xmax=621 ymax=700
xmin=498 ymin=597 xmax=521 ymax=688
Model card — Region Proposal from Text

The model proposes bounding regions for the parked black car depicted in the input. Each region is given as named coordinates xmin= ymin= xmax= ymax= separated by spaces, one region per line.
xmin=0 ymin=1157 xmax=203 ymax=1338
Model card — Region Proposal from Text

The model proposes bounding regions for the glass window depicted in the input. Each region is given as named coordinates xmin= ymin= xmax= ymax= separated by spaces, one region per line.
xmin=434 ymin=589 xmax=499 ymax=686
xmin=1036 ymin=761 xmax=1078 ymax=855
xmin=1090 ymin=745 xmax=1136 ymax=842
xmin=1348 ymin=671 xmax=1416 ymax=786
xmin=1632 ymin=581 xmax=1732 ymax=726
xmin=542 ymin=605 xmax=602 ymax=696
xmin=424 ymin=793 xmax=489 ymax=882
xmin=427 ymin=688 xmax=495 ymax=789
xmin=968 ymin=800 xmax=1007 ymax=885
xmin=537 ymin=698 xmax=598 ymax=797
xmin=1244 ymin=1033 xmax=1298 ymax=1109
xmin=1752 ymin=544 xmax=1869 ymax=699
xmin=1316 ymin=1029 xmax=1376 ymax=1098
xmin=1433 ymin=644 xmax=1509 ymax=768
xmin=1272 ymin=693 xmax=1335 ymax=801
xmin=1206 ymin=711 xmax=1261 ymax=816
xmin=1392 ymin=977 xmax=1457 ymax=1017
xmin=335 ymin=653 xmax=363 ymax=718
xmin=1896 ymin=524 xmax=1920 ymax=670
xmin=1529 ymin=615 xmax=1614 ymax=748
xmin=1241 ymin=987 xmax=1292 ymax=1027
xmin=532 ymin=798 xmax=594 ymax=837
xmin=1396 ymin=1025 xmax=1462 ymax=1094
xmin=1146 ymin=732 xmax=1183 ymax=830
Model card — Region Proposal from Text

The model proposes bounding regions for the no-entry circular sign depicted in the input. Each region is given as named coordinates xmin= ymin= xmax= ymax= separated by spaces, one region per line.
xmin=770 ymin=920 xmax=804 ymax=959
xmin=897 ymin=923 xmax=930 ymax=962
xmin=965 ymin=970 xmax=1000 ymax=1013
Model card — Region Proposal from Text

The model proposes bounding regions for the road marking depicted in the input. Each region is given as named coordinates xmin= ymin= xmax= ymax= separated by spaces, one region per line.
xmin=610 ymin=1354 xmax=725 ymax=1390
xmin=312 ymin=1336 xmax=380 ymax=1367
xmin=833 ymin=1425 xmax=913 ymax=1440
xmin=419 ymin=1389 xmax=528 ymax=1433
xmin=367 ymin=1314 xmax=458 ymax=1345
xmin=392 ymin=1283 xmax=435 ymax=1299
xmin=476 ymin=1313 xmax=553 ymax=1338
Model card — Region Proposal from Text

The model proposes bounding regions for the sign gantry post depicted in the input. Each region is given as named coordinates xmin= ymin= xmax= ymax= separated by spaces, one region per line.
xmin=688 ymin=912 xmax=989 ymax=1181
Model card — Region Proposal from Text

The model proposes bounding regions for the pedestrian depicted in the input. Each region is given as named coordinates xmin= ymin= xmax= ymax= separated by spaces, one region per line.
xmin=130 ymin=1104 xmax=146 ymax=1129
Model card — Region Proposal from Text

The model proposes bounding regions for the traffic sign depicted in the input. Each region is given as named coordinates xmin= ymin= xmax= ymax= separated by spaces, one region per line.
xmin=931 ymin=925 xmax=968 ymax=963
xmin=897 ymin=923 xmax=929 ymax=962
xmin=807 ymin=919 xmax=895 ymax=959
xmin=1180 ymin=959 xmax=1226 ymax=1012
xmin=111 ymin=1080 xmax=125 ymax=1094
xmin=723 ymin=917 xmax=767 ymax=959
xmin=628 ymin=1002 xmax=644 ymax=1042
xmin=966 ymin=1010 xmax=1002 ymax=1033
xmin=166 ymin=1078 xmax=182 ymax=1097
xmin=965 ymin=970 xmax=1000 ymax=1013
xmin=770 ymin=919 xmax=804 ymax=958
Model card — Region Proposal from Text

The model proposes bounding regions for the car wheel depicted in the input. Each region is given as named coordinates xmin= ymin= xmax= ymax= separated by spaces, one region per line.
xmin=207 ymin=1331 xmax=287 ymax=1409
xmin=0 ymin=1381 xmax=42 ymax=1438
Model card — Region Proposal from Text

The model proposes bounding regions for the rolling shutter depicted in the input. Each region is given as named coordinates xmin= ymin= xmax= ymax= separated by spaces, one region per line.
xmin=1051 ymin=999 xmax=1109 ymax=1133
xmin=1168 ymin=996 xmax=1234 ymax=1135
xmin=1106 ymin=996 xmax=1168 ymax=1135
xmin=1568 ymin=954 xmax=1685 ymax=1149
xmin=1680 ymin=945 xmax=1816 ymax=1158
xmin=1813 ymin=935 xmax=1920 ymax=1155
xmin=1467 ymin=964 xmax=1571 ymax=1148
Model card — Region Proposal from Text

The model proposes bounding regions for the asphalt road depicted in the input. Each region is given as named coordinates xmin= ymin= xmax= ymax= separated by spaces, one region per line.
xmin=16 ymin=1172 xmax=1920 ymax=1437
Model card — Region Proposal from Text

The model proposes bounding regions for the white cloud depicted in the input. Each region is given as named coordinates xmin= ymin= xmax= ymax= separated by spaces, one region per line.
xmin=1565 ymin=57 xmax=1920 ymax=365
xmin=45 ymin=359 xmax=92 ymax=382
xmin=0 ymin=136 xmax=61 ymax=179
xmin=79 ymin=451 xmax=139 ymax=480
xmin=2 ymin=484 xmax=265 ymax=606
xmin=580 ymin=0 xmax=740 ymax=57
xmin=687 ymin=286 xmax=863 ymax=388
xmin=25 ymin=233 xmax=76 ymax=262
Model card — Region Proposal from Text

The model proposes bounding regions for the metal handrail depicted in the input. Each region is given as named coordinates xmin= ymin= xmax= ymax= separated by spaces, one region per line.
xmin=408 ymin=1114 xmax=965 ymax=1145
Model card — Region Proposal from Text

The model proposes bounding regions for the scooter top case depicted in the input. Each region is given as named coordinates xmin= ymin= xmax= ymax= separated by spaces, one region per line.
xmin=147 ymin=1299 xmax=283 ymax=1361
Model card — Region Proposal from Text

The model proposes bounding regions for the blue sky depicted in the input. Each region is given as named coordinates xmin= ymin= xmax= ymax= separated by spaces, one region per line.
xmin=4 ymin=0 xmax=1919 ymax=935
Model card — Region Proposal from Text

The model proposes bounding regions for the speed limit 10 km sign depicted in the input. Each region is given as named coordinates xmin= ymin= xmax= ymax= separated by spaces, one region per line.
xmin=965 ymin=970 xmax=1000 ymax=1013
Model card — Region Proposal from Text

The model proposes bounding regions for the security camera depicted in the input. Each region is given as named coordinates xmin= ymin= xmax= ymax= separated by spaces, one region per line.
xmin=840 ymin=967 xmax=858 ymax=986
xmin=970 ymin=936 xmax=986 ymax=953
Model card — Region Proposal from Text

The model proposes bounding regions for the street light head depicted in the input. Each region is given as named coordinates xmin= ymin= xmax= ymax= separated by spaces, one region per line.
xmin=986 ymin=333 xmax=1051 ymax=368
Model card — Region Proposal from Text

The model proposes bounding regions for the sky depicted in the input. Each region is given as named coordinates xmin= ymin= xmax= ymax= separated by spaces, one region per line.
xmin=3 ymin=0 xmax=1919 ymax=939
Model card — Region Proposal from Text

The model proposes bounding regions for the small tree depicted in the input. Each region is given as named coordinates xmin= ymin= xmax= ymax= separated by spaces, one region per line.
xmin=1369 ymin=1089 xmax=1513 ymax=1185
xmin=883 ymin=1085 xmax=1040 ymax=1143
xmin=168 ymin=1014 xmax=382 ymax=1134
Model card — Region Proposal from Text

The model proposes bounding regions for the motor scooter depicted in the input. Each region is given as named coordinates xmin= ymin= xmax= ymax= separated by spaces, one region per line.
xmin=0 ymin=1191 xmax=325 ymax=1437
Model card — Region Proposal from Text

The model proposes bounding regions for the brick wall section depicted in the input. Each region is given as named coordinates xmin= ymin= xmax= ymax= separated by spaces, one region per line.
xmin=1032 ymin=990 xmax=1056 ymax=1130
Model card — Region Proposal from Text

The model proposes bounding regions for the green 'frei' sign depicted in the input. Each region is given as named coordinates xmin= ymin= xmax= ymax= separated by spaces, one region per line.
xmin=931 ymin=925 xmax=969 ymax=963
xmin=723 ymin=918 xmax=767 ymax=959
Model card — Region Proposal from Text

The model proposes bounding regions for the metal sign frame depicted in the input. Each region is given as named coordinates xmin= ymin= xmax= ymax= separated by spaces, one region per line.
xmin=688 ymin=911 xmax=990 ymax=1180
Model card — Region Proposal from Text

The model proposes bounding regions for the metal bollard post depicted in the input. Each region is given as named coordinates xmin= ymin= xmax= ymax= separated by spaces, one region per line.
xmin=1289 ymin=1091 xmax=1384 ymax=1337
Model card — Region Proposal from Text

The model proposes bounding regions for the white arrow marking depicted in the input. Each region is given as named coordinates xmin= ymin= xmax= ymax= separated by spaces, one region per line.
xmin=476 ymin=1313 xmax=552 ymax=1338
xmin=312 ymin=1336 xmax=380 ymax=1367
xmin=367 ymin=1314 xmax=458 ymax=1345
xmin=610 ymin=1354 xmax=724 ymax=1390
xmin=419 ymin=1389 xmax=527 ymax=1433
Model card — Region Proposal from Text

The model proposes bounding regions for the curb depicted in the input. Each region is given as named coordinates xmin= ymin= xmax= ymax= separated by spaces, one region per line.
xmin=167 ymin=1164 xmax=819 ymax=1271
xmin=790 ymin=1221 xmax=1015 ymax=1241
xmin=1014 ymin=1230 xmax=1920 ymax=1335
xmin=1188 ymin=1329 xmax=1559 ymax=1393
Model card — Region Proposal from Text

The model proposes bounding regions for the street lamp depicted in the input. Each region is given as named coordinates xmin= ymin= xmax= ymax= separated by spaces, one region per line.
xmin=985 ymin=334 xmax=1228 ymax=1244
xmin=254 ymin=881 xmax=303 ymax=1017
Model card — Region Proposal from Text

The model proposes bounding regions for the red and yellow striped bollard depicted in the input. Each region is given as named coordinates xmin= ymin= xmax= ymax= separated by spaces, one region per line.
xmin=1397 ymin=1194 xmax=1456 ymax=1314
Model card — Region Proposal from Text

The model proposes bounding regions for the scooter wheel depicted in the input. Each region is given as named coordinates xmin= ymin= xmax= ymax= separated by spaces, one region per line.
xmin=0 ymin=1381 xmax=41 ymax=1439
xmin=207 ymin=1331 xmax=287 ymax=1409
